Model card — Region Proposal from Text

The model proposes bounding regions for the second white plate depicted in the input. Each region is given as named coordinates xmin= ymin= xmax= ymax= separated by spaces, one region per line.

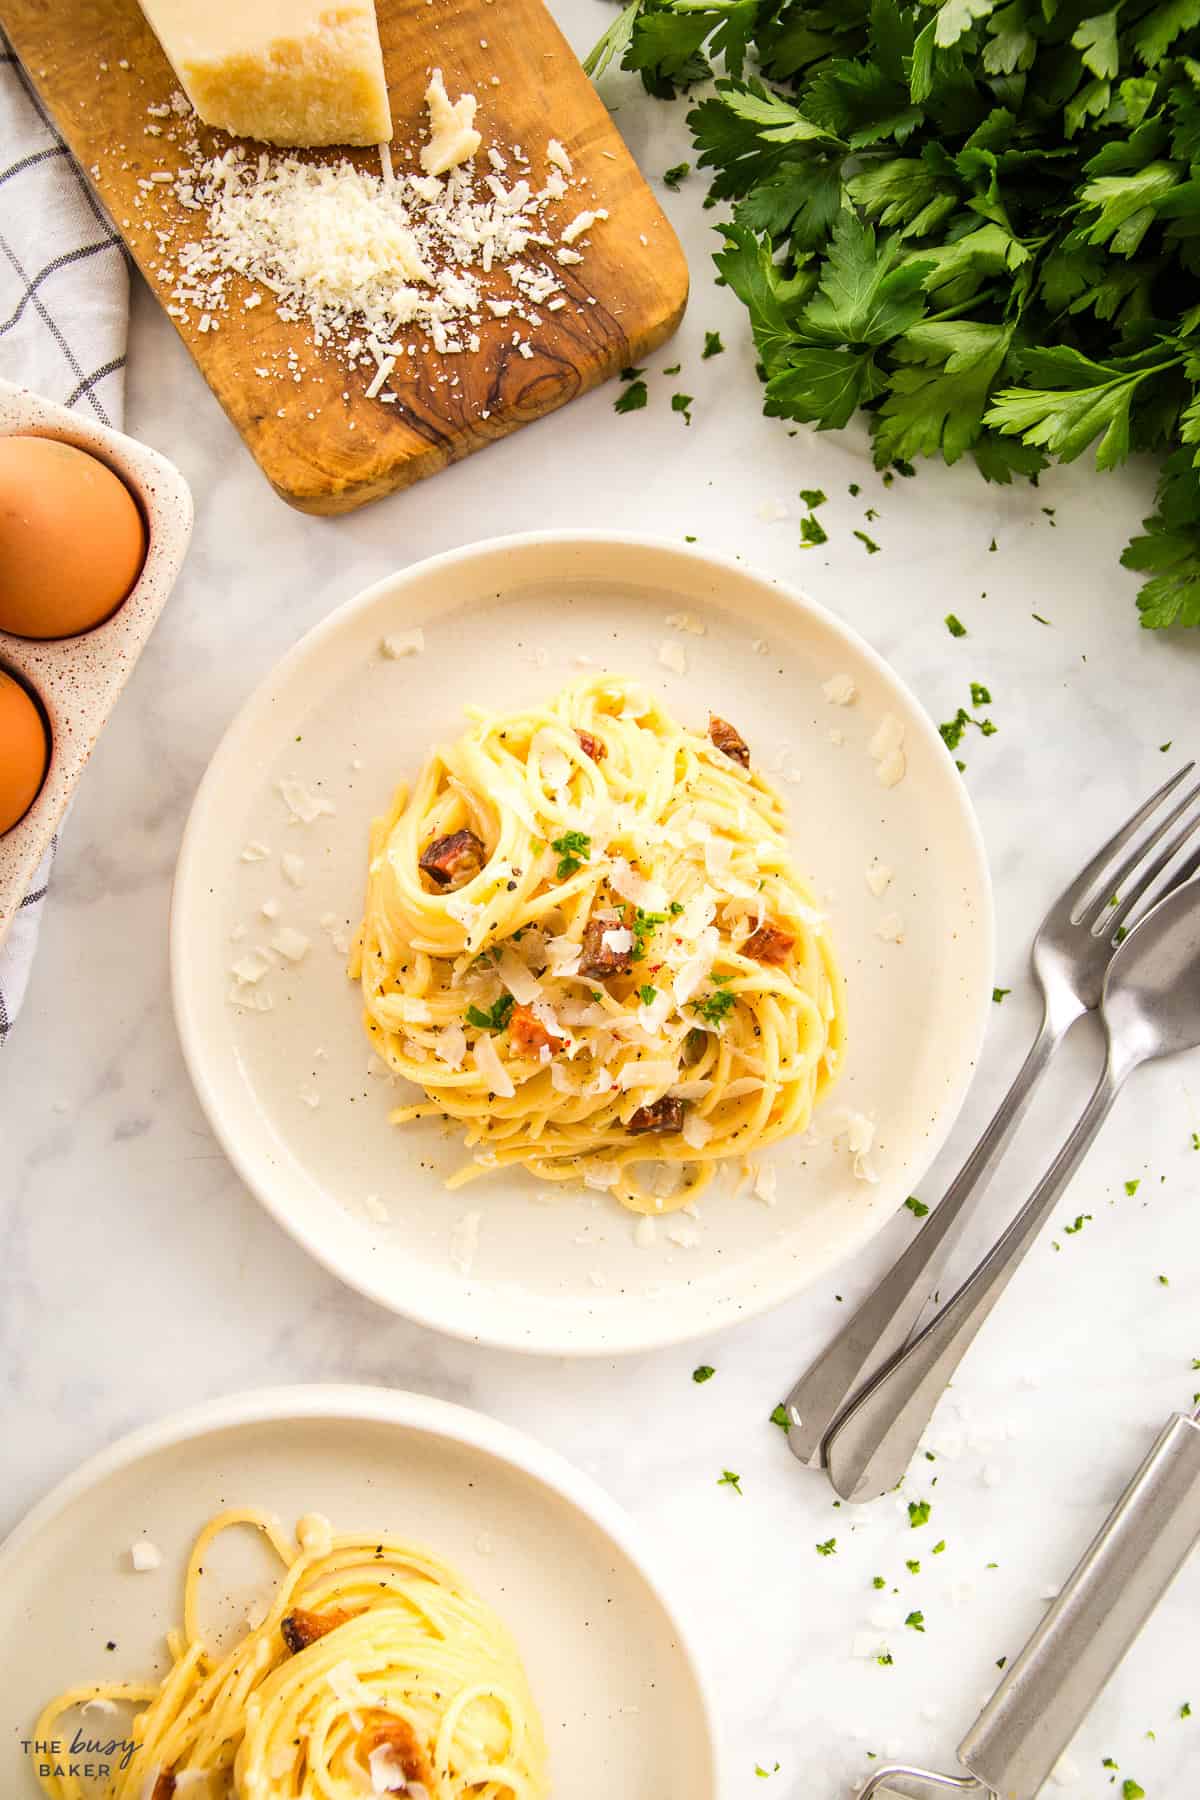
xmin=171 ymin=532 xmax=993 ymax=1354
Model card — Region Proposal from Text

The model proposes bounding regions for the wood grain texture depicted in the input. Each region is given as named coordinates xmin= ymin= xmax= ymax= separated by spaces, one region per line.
xmin=1 ymin=0 xmax=688 ymax=513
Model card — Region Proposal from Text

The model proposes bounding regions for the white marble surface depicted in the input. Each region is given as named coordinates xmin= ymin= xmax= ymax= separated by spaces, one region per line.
xmin=5 ymin=7 xmax=1200 ymax=1794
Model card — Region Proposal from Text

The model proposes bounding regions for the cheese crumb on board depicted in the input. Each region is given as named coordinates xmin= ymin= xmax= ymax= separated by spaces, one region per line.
xmin=136 ymin=0 xmax=392 ymax=147
xmin=420 ymin=68 xmax=481 ymax=176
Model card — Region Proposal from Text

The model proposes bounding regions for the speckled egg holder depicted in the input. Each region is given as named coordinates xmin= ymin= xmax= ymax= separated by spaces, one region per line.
xmin=0 ymin=379 xmax=193 ymax=949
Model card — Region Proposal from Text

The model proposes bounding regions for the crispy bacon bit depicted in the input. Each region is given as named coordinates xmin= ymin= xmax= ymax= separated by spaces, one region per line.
xmin=576 ymin=728 xmax=607 ymax=762
xmin=418 ymin=829 xmax=486 ymax=890
xmin=743 ymin=922 xmax=796 ymax=966
xmin=580 ymin=909 xmax=633 ymax=977
xmin=627 ymin=1095 xmax=685 ymax=1135
xmin=359 ymin=1717 xmax=436 ymax=1789
xmin=709 ymin=714 xmax=750 ymax=768
xmin=281 ymin=1606 xmax=357 ymax=1653
xmin=509 ymin=1003 xmax=566 ymax=1056
xmin=150 ymin=1775 xmax=176 ymax=1800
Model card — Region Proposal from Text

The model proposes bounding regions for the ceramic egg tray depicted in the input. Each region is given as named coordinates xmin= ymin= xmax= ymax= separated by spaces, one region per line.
xmin=0 ymin=380 xmax=193 ymax=950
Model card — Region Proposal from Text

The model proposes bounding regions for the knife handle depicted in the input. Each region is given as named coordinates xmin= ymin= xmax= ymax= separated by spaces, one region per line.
xmin=959 ymin=1410 xmax=1200 ymax=1800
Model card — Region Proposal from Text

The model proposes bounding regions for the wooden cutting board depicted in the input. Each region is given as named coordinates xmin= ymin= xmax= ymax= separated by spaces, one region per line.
xmin=1 ymin=0 xmax=688 ymax=513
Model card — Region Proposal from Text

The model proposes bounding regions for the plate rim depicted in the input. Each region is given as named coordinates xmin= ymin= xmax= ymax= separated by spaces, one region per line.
xmin=170 ymin=528 xmax=996 ymax=1354
xmin=0 ymin=1381 xmax=726 ymax=1794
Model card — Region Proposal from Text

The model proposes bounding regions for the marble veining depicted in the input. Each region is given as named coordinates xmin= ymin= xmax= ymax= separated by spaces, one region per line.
xmin=4 ymin=5 xmax=1200 ymax=1793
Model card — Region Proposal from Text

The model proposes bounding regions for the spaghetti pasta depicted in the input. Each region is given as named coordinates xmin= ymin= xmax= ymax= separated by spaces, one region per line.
xmin=351 ymin=674 xmax=843 ymax=1214
xmin=34 ymin=1510 xmax=549 ymax=1800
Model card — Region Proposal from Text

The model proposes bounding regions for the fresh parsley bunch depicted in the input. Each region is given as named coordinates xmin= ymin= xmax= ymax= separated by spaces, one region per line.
xmin=586 ymin=0 xmax=1200 ymax=627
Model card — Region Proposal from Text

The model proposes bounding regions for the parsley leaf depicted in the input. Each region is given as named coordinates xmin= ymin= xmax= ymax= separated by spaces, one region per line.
xmin=672 ymin=391 xmax=695 ymax=424
xmin=550 ymin=830 xmax=591 ymax=878
xmin=663 ymin=160 xmax=691 ymax=188
xmin=692 ymin=988 xmax=738 ymax=1026
xmin=703 ymin=329 xmax=725 ymax=358
xmin=769 ymin=1403 xmax=790 ymax=1431
xmin=466 ymin=995 xmax=515 ymax=1033
xmin=614 ymin=380 xmax=648 ymax=415
xmin=638 ymin=984 xmax=658 ymax=1006
xmin=908 ymin=1499 xmax=932 ymax=1528
xmin=801 ymin=513 xmax=829 ymax=546
xmin=693 ymin=1364 xmax=715 ymax=1383
xmin=718 ymin=1468 xmax=743 ymax=1493
xmin=632 ymin=907 xmax=668 ymax=961
xmin=905 ymin=1195 xmax=929 ymax=1218
xmin=816 ymin=1537 xmax=837 ymax=1556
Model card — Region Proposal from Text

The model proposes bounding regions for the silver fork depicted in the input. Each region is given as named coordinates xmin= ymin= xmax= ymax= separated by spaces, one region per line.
xmin=785 ymin=763 xmax=1200 ymax=1470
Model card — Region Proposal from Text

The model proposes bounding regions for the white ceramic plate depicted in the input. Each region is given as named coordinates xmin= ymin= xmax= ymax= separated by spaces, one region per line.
xmin=171 ymin=532 xmax=993 ymax=1354
xmin=0 ymin=1385 xmax=722 ymax=1798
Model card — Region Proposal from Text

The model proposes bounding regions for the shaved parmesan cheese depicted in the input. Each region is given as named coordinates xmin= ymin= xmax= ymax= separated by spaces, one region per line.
xmin=271 ymin=926 xmax=310 ymax=963
xmin=381 ymin=628 xmax=425 ymax=658
xmin=752 ymin=1161 xmax=777 ymax=1206
xmin=617 ymin=1060 xmax=676 ymax=1089
xmin=497 ymin=945 xmax=541 ymax=1004
xmin=326 ymin=1659 xmax=374 ymax=1710
xmin=281 ymin=852 xmax=306 ymax=886
xmin=600 ymin=926 xmax=633 ymax=956
xmin=634 ymin=1215 xmax=657 ymax=1247
xmin=658 ymin=638 xmax=688 ymax=676
xmin=278 ymin=778 xmax=335 ymax=825
xmin=822 ymin=673 xmax=857 ymax=705
xmin=544 ymin=934 xmax=582 ymax=978
xmin=445 ymin=894 xmax=483 ymax=932
xmin=397 ymin=996 xmax=432 ymax=1023
xmin=435 ymin=1023 xmax=467 ymax=1068
xmin=473 ymin=1032 xmax=514 ymax=1097
xmin=231 ymin=952 xmax=269 ymax=985
xmin=450 ymin=1209 xmax=482 ymax=1274
xmin=669 ymin=1078 xmax=713 ymax=1100
xmin=608 ymin=858 xmax=669 ymax=914
xmin=550 ymin=1061 xmax=580 ymax=1094
xmin=421 ymin=69 xmax=481 ymax=175
xmin=682 ymin=1111 xmax=713 ymax=1150
xmin=869 ymin=714 xmax=905 ymax=760
xmin=81 ymin=1697 xmax=120 ymax=1716
xmin=583 ymin=1161 xmax=620 ymax=1190
xmin=673 ymin=925 xmax=719 ymax=1008
xmin=531 ymin=729 xmax=572 ymax=791
xmin=583 ymin=1067 xmax=615 ymax=1095
xmin=722 ymin=1076 xmax=765 ymax=1100
xmin=546 ymin=137 xmax=573 ymax=174
xmin=667 ymin=1223 xmax=699 ymax=1248
xmin=130 ymin=1540 xmax=162 ymax=1572
xmin=835 ymin=1109 xmax=875 ymax=1156
xmin=240 ymin=840 xmax=270 ymax=862
xmin=865 ymin=860 xmax=893 ymax=897
xmin=876 ymin=913 xmax=905 ymax=943
xmin=637 ymin=988 xmax=674 ymax=1034
xmin=665 ymin=611 xmax=706 ymax=636
xmin=876 ymin=748 xmax=907 ymax=788
xmin=561 ymin=207 xmax=608 ymax=244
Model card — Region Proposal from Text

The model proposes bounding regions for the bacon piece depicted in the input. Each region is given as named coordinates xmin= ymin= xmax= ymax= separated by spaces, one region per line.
xmin=281 ymin=1606 xmax=357 ymax=1653
xmin=708 ymin=714 xmax=750 ymax=768
xmin=742 ymin=922 xmax=795 ymax=966
xmin=576 ymin=728 xmax=607 ymax=762
xmin=627 ymin=1096 xmax=685 ymax=1135
xmin=359 ymin=1717 xmax=436 ymax=1790
xmin=418 ymin=829 xmax=485 ymax=890
xmin=509 ymin=1003 xmax=566 ymax=1056
xmin=580 ymin=909 xmax=633 ymax=977
xmin=150 ymin=1775 xmax=175 ymax=1800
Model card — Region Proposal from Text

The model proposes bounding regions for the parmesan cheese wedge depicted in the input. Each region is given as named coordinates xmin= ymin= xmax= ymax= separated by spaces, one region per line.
xmin=136 ymin=0 xmax=393 ymax=147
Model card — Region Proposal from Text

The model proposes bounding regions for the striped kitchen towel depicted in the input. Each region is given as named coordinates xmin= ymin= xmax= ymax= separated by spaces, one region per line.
xmin=0 ymin=34 xmax=130 ymax=1043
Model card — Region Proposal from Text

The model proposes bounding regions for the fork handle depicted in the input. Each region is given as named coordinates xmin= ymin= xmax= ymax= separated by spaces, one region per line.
xmin=785 ymin=1011 xmax=1069 ymax=1468
xmin=825 ymin=1052 xmax=1129 ymax=1501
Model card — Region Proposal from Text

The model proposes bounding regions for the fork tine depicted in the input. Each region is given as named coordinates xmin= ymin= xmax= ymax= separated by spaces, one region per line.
xmin=1065 ymin=763 xmax=1195 ymax=924
xmin=1095 ymin=779 xmax=1200 ymax=932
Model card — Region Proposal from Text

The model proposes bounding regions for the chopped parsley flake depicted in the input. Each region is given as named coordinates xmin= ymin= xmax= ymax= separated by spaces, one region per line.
xmin=550 ymin=830 xmax=591 ymax=878
xmin=945 ymin=613 xmax=967 ymax=637
xmin=932 ymin=1540 xmax=946 ymax=1554
xmin=663 ymin=363 xmax=681 ymax=375
xmin=993 ymin=987 xmax=1011 ymax=1003
xmin=1122 ymin=1782 xmax=1145 ymax=1800
xmin=799 ymin=487 xmax=827 ymax=509
xmin=1182 ymin=1702 xmax=1192 ymax=1718
xmin=662 ymin=161 xmax=690 ymax=188
xmin=632 ymin=907 xmax=668 ymax=960
xmin=908 ymin=1500 xmax=931 ymax=1529
xmin=1125 ymin=1178 xmax=1141 ymax=1195
xmin=854 ymin=529 xmax=881 ymax=554
xmin=769 ymin=1403 xmax=790 ymax=1432
xmin=816 ymin=1537 xmax=837 ymax=1556
xmin=800 ymin=513 xmax=828 ymax=547
xmin=671 ymin=391 xmax=694 ymax=425
xmin=638 ymin=984 xmax=658 ymax=1006
xmin=971 ymin=682 xmax=992 ymax=706
xmin=872 ymin=1576 xmax=886 ymax=1590
xmin=466 ymin=994 xmax=515 ymax=1033
xmin=754 ymin=1764 xmax=779 ymax=1779
xmin=906 ymin=1559 xmax=920 ymax=1574
xmin=693 ymin=1364 xmax=715 ymax=1384
xmin=848 ymin=482 xmax=861 ymax=497
xmin=668 ymin=900 xmax=684 ymax=916
xmin=905 ymin=1610 xmax=925 ymax=1632
xmin=702 ymin=330 xmax=724 ymax=358
xmin=614 ymin=380 xmax=648 ymax=414
xmin=692 ymin=988 xmax=737 ymax=1026
xmin=1159 ymin=1274 xmax=1170 ymax=1286
xmin=877 ymin=1652 xmax=894 ymax=1667
xmin=717 ymin=1469 xmax=742 ymax=1493
xmin=1064 ymin=1214 xmax=1092 ymax=1234
xmin=905 ymin=1196 xmax=929 ymax=1219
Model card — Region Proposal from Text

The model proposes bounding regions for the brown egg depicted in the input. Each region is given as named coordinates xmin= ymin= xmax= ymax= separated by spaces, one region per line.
xmin=0 ymin=668 xmax=49 ymax=833
xmin=0 ymin=435 xmax=147 ymax=640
